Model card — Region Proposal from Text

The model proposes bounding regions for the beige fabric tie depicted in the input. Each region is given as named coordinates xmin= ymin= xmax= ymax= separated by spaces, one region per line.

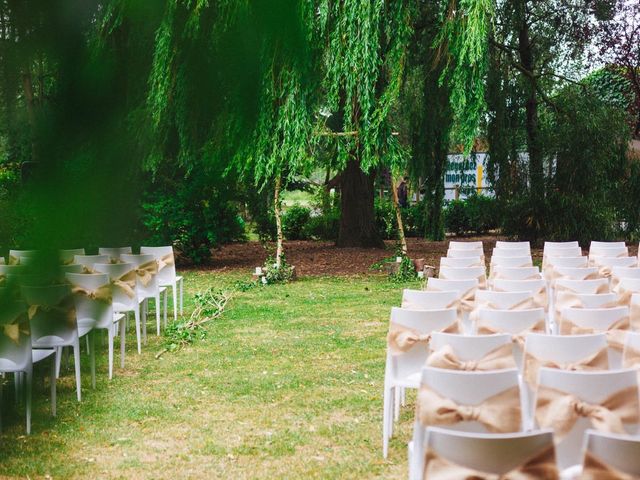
xmin=417 ymin=385 xmax=522 ymax=433
xmin=386 ymin=321 xmax=458 ymax=355
xmin=523 ymin=348 xmax=608 ymax=386
xmin=427 ymin=343 xmax=515 ymax=371
xmin=1 ymin=311 xmax=30 ymax=345
xmin=494 ymin=286 xmax=547 ymax=311
xmin=560 ymin=316 xmax=630 ymax=351
xmin=27 ymin=295 xmax=77 ymax=329
xmin=623 ymin=345 xmax=640 ymax=369
xmin=72 ymin=284 xmax=112 ymax=303
xmin=157 ymin=253 xmax=175 ymax=272
xmin=581 ymin=451 xmax=637 ymax=480
xmin=423 ymin=446 xmax=559 ymax=480
xmin=439 ymin=272 xmax=487 ymax=290
xmin=477 ymin=319 xmax=546 ymax=347
xmin=135 ymin=260 xmax=158 ymax=288
xmin=8 ymin=255 xmax=20 ymax=265
xmin=535 ymin=385 xmax=639 ymax=439
xmin=112 ymin=270 xmax=137 ymax=299
xmin=554 ymin=283 xmax=609 ymax=320
xmin=428 ymin=286 xmax=476 ymax=316
xmin=82 ymin=265 xmax=96 ymax=274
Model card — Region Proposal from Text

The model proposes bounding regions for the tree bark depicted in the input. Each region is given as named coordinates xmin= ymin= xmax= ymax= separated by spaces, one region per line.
xmin=274 ymin=175 xmax=284 ymax=267
xmin=390 ymin=174 xmax=408 ymax=255
xmin=336 ymin=159 xmax=384 ymax=248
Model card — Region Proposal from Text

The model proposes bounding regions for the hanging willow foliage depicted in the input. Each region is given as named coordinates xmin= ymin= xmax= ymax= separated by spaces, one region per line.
xmin=317 ymin=0 xmax=414 ymax=172
xmin=436 ymin=0 xmax=493 ymax=149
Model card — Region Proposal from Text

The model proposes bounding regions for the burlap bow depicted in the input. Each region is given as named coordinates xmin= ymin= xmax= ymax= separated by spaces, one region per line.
xmin=1 ymin=311 xmax=30 ymax=345
xmin=581 ymin=451 xmax=637 ymax=480
xmin=560 ymin=316 xmax=630 ymax=351
xmin=8 ymin=255 xmax=20 ymax=265
xmin=387 ymin=321 xmax=458 ymax=355
xmin=157 ymin=253 xmax=175 ymax=272
xmin=535 ymin=386 xmax=639 ymax=439
xmin=0 ymin=274 xmax=6 ymax=286
xmin=523 ymin=348 xmax=609 ymax=386
xmin=112 ymin=270 xmax=137 ymax=298
xmin=469 ymin=297 xmax=537 ymax=324
xmin=82 ymin=265 xmax=96 ymax=274
xmin=417 ymin=385 xmax=522 ymax=433
xmin=427 ymin=285 xmax=477 ymax=316
xmin=427 ymin=343 xmax=516 ymax=371
xmin=477 ymin=319 xmax=546 ymax=347
xmin=134 ymin=260 xmax=158 ymax=287
xmin=623 ymin=345 xmax=640 ymax=368
xmin=494 ymin=285 xmax=548 ymax=312
xmin=71 ymin=284 xmax=112 ymax=303
xmin=423 ymin=446 xmax=559 ymax=480
xmin=554 ymin=282 xmax=610 ymax=320
xmin=27 ymin=295 xmax=77 ymax=329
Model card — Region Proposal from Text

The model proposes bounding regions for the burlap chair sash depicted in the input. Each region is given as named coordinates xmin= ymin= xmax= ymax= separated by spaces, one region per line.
xmin=560 ymin=316 xmax=630 ymax=351
xmin=523 ymin=348 xmax=608 ymax=386
xmin=1 ymin=311 xmax=30 ymax=345
xmin=427 ymin=343 xmax=516 ymax=371
xmin=387 ymin=320 xmax=458 ymax=355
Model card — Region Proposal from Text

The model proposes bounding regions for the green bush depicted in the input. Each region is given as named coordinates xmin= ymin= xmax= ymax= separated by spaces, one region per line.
xmin=443 ymin=200 xmax=469 ymax=235
xmin=282 ymin=205 xmax=311 ymax=240
xmin=375 ymin=197 xmax=398 ymax=240
xmin=443 ymin=195 xmax=498 ymax=235
xmin=304 ymin=209 xmax=340 ymax=240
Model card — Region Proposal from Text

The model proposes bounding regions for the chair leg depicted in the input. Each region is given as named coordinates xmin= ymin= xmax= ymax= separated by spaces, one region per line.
xmin=142 ymin=300 xmax=147 ymax=344
xmin=179 ymin=278 xmax=183 ymax=315
xmin=172 ymin=282 xmax=178 ymax=321
xmin=155 ymin=294 xmax=161 ymax=335
xmin=50 ymin=356 xmax=57 ymax=417
xmin=14 ymin=371 xmax=21 ymax=404
xmin=55 ymin=347 xmax=62 ymax=378
xmin=134 ymin=306 xmax=142 ymax=354
xmin=85 ymin=335 xmax=90 ymax=353
xmin=73 ymin=341 xmax=82 ymax=402
xmin=25 ymin=367 xmax=32 ymax=434
xmin=90 ymin=331 xmax=96 ymax=389
xmin=163 ymin=290 xmax=168 ymax=326
xmin=394 ymin=386 xmax=401 ymax=421
xmin=0 ymin=377 xmax=3 ymax=433
xmin=383 ymin=384 xmax=392 ymax=459
xmin=120 ymin=318 xmax=126 ymax=368
xmin=108 ymin=327 xmax=114 ymax=380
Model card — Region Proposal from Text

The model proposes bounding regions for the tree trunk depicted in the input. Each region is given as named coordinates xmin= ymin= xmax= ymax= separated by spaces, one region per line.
xmin=390 ymin=174 xmax=408 ymax=255
xmin=337 ymin=159 xmax=384 ymax=248
xmin=274 ymin=175 xmax=284 ymax=267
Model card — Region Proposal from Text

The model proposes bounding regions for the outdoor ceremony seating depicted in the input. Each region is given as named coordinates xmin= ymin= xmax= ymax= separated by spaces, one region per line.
xmin=74 ymin=254 xmax=110 ymax=273
xmin=98 ymin=247 xmax=133 ymax=263
xmin=401 ymin=290 xmax=458 ymax=310
xmin=122 ymin=253 xmax=166 ymax=336
xmin=489 ymin=255 xmax=533 ymax=275
xmin=495 ymin=240 xmax=531 ymax=251
xmin=141 ymin=246 xmax=183 ymax=320
xmin=492 ymin=278 xmax=548 ymax=311
xmin=438 ymin=266 xmax=486 ymax=289
xmin=426 ymin=332 xmax=515 ymax=372
xmin=439 ymin=256 xmax=483 ymax=268
xmin=491 ymin=247 xmax=531 ymax=258
xmin=58 ymin=249 xmax=85 ymax=265
xmin=444 ymin=249 xmax=484 ymax=260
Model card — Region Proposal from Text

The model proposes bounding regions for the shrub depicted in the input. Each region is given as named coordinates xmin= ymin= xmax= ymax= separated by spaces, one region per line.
xmin=304 ymin=209 xmax=340 ymax=240
xmin=443 ymin=200 xmax=469 ymax=235
xmin=375 ymin=197 xmax=398 ymax=240
xmin=442 ymin=195 xmax=498 ymax=235
xmin=282 ymin=205 xmax=311 ymax=240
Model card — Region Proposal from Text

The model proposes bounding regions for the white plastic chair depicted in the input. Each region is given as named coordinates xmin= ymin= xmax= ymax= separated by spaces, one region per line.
xmin=428 ymin=332 xmax=515 ymax=371
xmin=58 ymin=249 xmax=85 ymax=265
xmin=439 ymin=256 xmax=483 ymax=268
xmin=560 ymin=306 xmax=630 ymax=369
xmin=580 ymin=430 xmax=640 ymax=479
xmin=492 ymin=278 xmax=548 ymax=311
xmin=426 ymin=278 xmax=479 ymax=334
xmin=473 ymin=289 xmax=535 ymax=310
xmin=446 ymin=249 xmax=484 ymax=259
xmin=491 ymin=247 xmax=531 ymax=258
xmin=382 ymin=307 xmax=458 ymax=458
xmin=616 ymin=277 xmax=640 ymax=297
xmin=552 ymin=266 xmax=599 ymax=281
xmin=489 ymin=256 xmax=533 ymax=273
xmin=543 ymin=247 xmax=583 ymax=269
xmin=495 ymin=240 xmax=531 ymax=251
xmin=590 ymin=241 xmax=626 ymax=250
xmin=0 ymin=300 xmax=56 ymax=434
xmin=534 ymin=368 xmax=639 ymax=470
xmin=590 ymin=242 xmax=627 ymax=256
xmin=141 ymin=246 xmax=183 ymax=320
xmin=122 ymin=253 xmax=166 ymax=335
xmin=401 ymin=290 xmax=458 ymax=310
xmin=8 ymin=249 xmax=38 ymax=265
xmin=544 ymin=256 xmax=589 ymax=269
xmin=98 ymin=247 xmax=132 ymax=263
xmin=589 ymin=246 xmax=630 ymax=267
xmin=475 ymin=308 xmax=547 ymax=346
xmin=74 ymin=255 xmax=110 ymax=272
xmin=93 ymin=262 xmax=142 ymax=354
xmin=438 ymin=266 xmax=486 ymax=288
xmin=411 ymin=423 xmax=552 ymax=480
xmin=544 ymin=241 xmax=580 ymax=251
xmin=555 ymin=278 xmax=610 ymax=295
xmin=490 ymin=266 xmax=541 ymax=281
xmin=66 ymin=273 xmax=125 ymax=380
xmin=449 ymin=241 xmax=483 ymax=250
xmin=21 ymin=284 xmax=83 ymax=402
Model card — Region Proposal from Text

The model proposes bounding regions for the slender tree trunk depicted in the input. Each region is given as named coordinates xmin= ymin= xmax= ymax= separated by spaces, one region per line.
xmin=337 ymin=158 xmax=384 ymax=248
xmin=274 ymin=175 xmax=283 ymax=267
xmin=390 ymin=174 xmax=408 ymax=255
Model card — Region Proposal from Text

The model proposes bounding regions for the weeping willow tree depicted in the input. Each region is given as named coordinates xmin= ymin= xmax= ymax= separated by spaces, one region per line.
xmin=317 ymin=0 xmax=413 ymax=248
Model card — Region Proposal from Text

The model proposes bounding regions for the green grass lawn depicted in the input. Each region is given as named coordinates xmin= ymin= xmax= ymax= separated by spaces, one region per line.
xmin=0 ymin=272 xmax=421 ymax=479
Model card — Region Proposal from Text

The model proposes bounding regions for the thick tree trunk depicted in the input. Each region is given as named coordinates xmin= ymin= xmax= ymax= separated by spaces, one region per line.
xmin=274 ymin=176 xmax=284 ymax=267
xmin=390 ymin=174 xmax=408 ymax=255
xmin=337 ymin=159 xmax=384 ymax=248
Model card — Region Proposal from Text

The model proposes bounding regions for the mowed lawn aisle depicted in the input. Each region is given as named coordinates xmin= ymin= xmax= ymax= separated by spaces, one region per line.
xmin=0 ymin=272 xmax=418 ymax=479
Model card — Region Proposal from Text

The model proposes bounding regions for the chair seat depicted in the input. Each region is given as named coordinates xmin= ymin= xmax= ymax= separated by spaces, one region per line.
xmin=77 ymin=317 xmax=97 ymax=329
xmin=114 ymin=313 xmax=125 ymax=323
xmin=113 ymin=303 xmax=135 ymax=313
xmin=394 ymin=372 xmax=422 ymax=389
xmin=32 ymin=348 xmax=55 ymax=364
xmin=32 ymin=336 xmax=73 ymax=348
xmin=78 ymin=325 xmax=93 ymax=338
xmin=0 ymin=358 xmax=22 ymax=372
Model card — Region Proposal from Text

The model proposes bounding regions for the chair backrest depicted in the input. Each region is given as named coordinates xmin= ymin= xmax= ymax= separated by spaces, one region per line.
xmin=418 ymin=428 xmax=556 ymax=479
xmin=552 ymin=266 xmax=599 ymax=281
xmin=59 ymin=248 xmax=85 ymax=265
xmin=92 ymin=262 xmax=137 ymax=310
xmin=617 ymin=277 xmax=640 ymax=294
xmin=8 ymin=249 xmax=38 ymax=264
xmin=544 ymin=241 xmax=579 ymax=252
xmin=495 ymin=241 xmax=531 ymax=251
xmin=429 ymin=332 xmax=513 ymax=364
xmin=21 ymin=284 xmax=77 ymax=346
xmin=582 ymin=430 xmax=640 ymax=477
xmin=446 ymin=249 xmax=484 ymax=259
xmin=596 ymin=257 xmax=638 ymax=269
xmin=387 ymin=307 xmax=458 ymax=380
xmin=543 ymin=256 xmax=589 ymax=269
xmin=476 ymin=308 xmax=547 ymax=335
xmin=426 ymin=278 xmax=478 ymax=295
xmin=121 ymin=253 xmax=159 ymax=298
xmin=401 ymin=289 xmax=459 ymax=310
xmin=589 ymin=246 xmax=630 ymax=262
xmin=74 ymin=255 xmax=110 ymax=270
xmin=474 ymin=290 xmax=534 ymax=310
xmin=612 ymin=266 xmax=640 ymax=280
xmin=492 ymin=278 xmax=546 ymax=297
xmin=440 ymin=256 xmax=483 ymax=268
xmin=449 ymin=241 xmax=483 ymax=250
xmin=0 ymin=264 xmax=28 ymax=278
xmin=490 ymin=266 xmax=540 ymax=281
xmin=419 ymin=367 xmax=523 ymax=432
xmin=544 ymin=246 xmax=582 ymax=258
xmin=98 ymin=247 xmax=133 ymax=263
xmin=555 ymin=278 xmax=609 ymax=294
xmin=66 ymin=273 xmax=114 ymax=330
xmin=590 ymin=242 xmax=627 ymax=255
xmin=140 ymin=245 xmax=176 ymax=284
xmin=560 ymin=306 xmax=629 ymax=333
xmin=0 ymin=300 xmax=31 ymax=372
xmin=535 ymin=368 xmax=639 ymax=469
xmin=59 ymin=264 xmax=83 ymax=276
xmin=439 ymin=266 xmax=485 ymax=282
xmin=491 ymin=248 xmax=531 ymax=258
xmin=560 ymin=292 xmax=619 ymax=308
xmin=489 ymin=256 xmax=533 ymax=269
xmin=591 ymin=241 xmax=626 ymax=250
